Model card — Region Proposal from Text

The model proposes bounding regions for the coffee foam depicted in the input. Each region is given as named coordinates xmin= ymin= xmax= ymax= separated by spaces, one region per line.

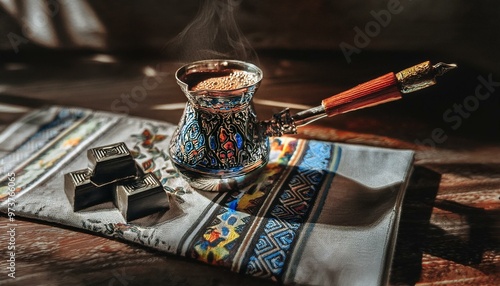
xmin=191 ymin=71 xmax=259 ymax=91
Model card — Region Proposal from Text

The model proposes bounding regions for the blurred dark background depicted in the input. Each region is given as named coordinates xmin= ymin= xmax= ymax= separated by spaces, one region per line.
xmin=1 ymin=1 xmax=499 ymax=68
xmin=0 ymin=0 xmax=499 ymax=143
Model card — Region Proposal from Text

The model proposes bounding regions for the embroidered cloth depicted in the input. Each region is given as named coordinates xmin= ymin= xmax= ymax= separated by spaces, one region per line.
xmin=0 ymin=106 xmax=414 ymax=285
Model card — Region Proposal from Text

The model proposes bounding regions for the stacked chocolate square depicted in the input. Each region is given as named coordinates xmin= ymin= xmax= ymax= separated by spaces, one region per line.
xmin=64 ymin=142 xmax=169 ymax=222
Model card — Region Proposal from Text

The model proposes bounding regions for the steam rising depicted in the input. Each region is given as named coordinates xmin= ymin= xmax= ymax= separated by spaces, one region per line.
xmin=165 ymin=0 xmax=257 ymax=63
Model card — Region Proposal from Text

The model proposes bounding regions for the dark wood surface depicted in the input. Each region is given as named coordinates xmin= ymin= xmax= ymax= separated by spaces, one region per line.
xmin=0 ymin=51 xmax=499 ymax=285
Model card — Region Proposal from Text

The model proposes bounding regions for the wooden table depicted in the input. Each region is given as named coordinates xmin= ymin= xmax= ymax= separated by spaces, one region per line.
xmin=1 ymin=51 xmax=499 ymax=285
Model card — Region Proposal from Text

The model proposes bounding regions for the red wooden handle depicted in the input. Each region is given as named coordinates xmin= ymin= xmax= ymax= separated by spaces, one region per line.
xmin=322 ymin=72 xmax=402 ymax=117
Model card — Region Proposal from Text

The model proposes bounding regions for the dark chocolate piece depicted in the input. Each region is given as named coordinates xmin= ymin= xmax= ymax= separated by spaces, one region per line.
xmin=115 ymin=173 xmax=169 ymax=221
xmin=87 ymin=142 xmax=137 ymax=186
xmin=64 ymin=168 xmax=113 ymax=211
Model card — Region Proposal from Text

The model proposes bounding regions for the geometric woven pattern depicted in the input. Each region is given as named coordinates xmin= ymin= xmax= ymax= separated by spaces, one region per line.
xmin=244 ymin=142 xmax=339 ymax=280
xmin=187 ymin=139 xmax=300 ymax=268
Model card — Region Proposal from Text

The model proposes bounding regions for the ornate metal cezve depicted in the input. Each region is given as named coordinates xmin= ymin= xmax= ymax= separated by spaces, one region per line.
xmin=170 ymin=102 xmax=267 ymax=173
xmin=169 ymin=60 xmax=269 ymax=192
xmin=169 ymin=59 xmax=456 ymax=192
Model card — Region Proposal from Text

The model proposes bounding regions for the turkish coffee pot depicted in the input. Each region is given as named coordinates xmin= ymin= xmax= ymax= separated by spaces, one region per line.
xmin=169 ymin=59 xmax=455 ymax=192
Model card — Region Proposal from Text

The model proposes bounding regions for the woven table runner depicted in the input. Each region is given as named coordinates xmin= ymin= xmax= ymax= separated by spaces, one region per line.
xmin=0 ymin=106 xmax=414 ymax=286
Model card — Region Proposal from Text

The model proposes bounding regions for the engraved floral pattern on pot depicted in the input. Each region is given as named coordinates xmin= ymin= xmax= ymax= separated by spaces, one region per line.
xmin=170 ymin=103 xmax=267 ymax=172
xmin=170 ymin=104 xmax=206 ymax=167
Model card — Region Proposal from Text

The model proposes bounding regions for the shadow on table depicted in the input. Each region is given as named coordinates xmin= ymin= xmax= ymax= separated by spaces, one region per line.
xmin=423 ymin=199 xmax=499 ymax=271
xmin=390 ymin=166 xmax=498 ymax=285
xmin=390 ymin=166 xmax=441 ymax=285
